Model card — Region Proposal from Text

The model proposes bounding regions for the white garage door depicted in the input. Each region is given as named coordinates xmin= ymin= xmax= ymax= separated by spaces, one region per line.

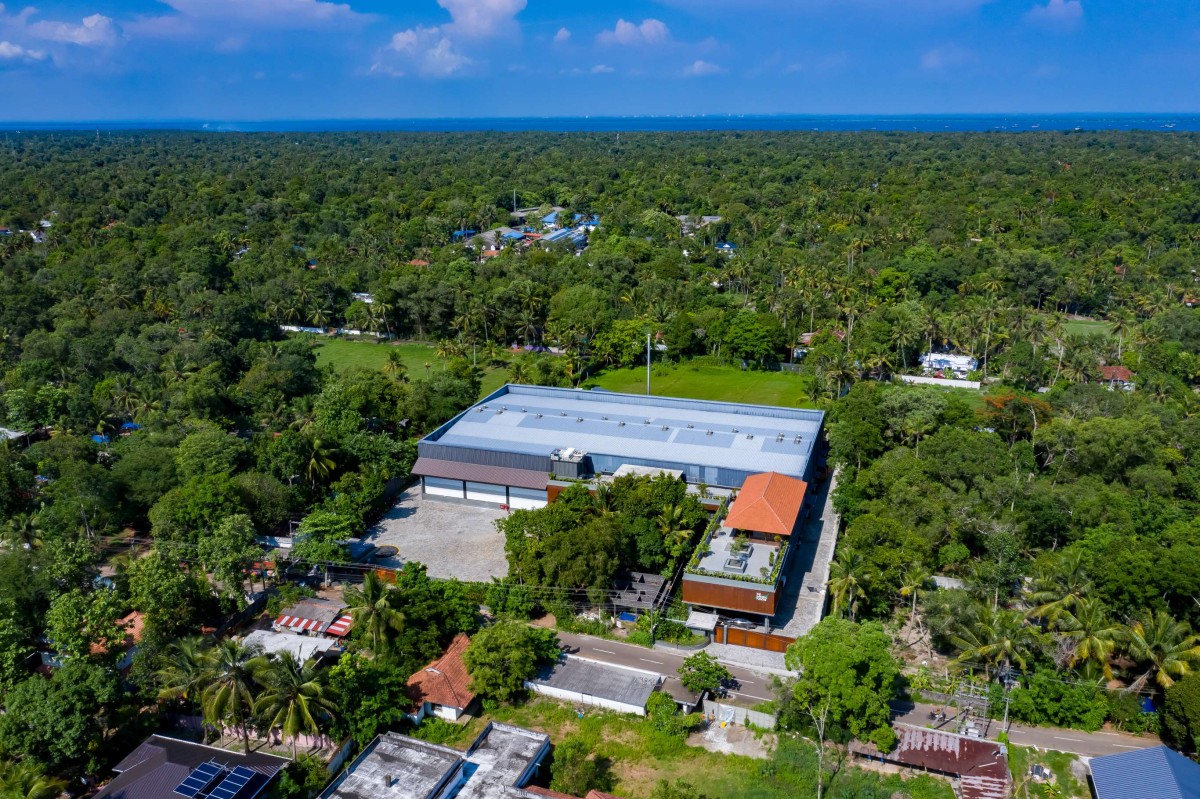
xmin=423 ymin=476 xmax=464 ymax=498
xmin=465 ymin=481 xmax=506 ymax=504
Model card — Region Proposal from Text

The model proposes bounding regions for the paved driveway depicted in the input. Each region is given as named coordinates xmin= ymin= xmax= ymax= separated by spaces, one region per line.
xmin=364 ymin=485 xmax=509 ymax=582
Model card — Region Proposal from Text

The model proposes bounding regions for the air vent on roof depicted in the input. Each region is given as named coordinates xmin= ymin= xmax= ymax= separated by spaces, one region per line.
xmin=706 ymin=430 xmax=713 ymax=436
xmin=644 ymin=418 xmax=651 ymax=424
xmin=501 ymin=406 xmax=507 ymax=411
xmin=536 ymin=413 xmax=543 ymax=418
xmin=687 ymin=424 xmax=694 ymax=429
xmin=732 ymin=428 xmax=739 ymax=434
xmin=602 ymin=416 xmax=608 ymax=420
xmin=521 ymin=408 xmax=526 ymax=413
xmin=618 ymin=421 xmax=626 ymax=427
xmin=496 ymin=408 xmax=504 ymax=414
xmin=476 ymin=408 xmax=484 ymax=413
xmin=662 ymin=425 xmax=669 ymax=431
xmin=776 ymin=433 xmax=784 ymax=442
xmin=794 ymin=435 xmax=802 ymax=444
xmin=577 ymin=417 xmax=584 ymax=422
xmin=746 ymin=434 xmax=754 ymax=440
xmin=560 ymin=411 xmax=567 ymax=416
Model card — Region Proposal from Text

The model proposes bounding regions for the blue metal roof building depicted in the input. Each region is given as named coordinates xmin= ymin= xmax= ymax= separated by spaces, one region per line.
xmin=413 ymin=385 xmax=823 ymax=508
xmin=1089 ymin=746 xmax=1200 ymax=799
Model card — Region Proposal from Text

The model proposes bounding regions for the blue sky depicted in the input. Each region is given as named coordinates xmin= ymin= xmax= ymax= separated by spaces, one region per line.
xmin=0 ymin=0 xmax=1196 ymax=120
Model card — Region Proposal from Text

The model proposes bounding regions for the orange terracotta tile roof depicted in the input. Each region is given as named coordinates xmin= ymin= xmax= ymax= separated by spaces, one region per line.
xmin=723 ymin=472 xmax=807 ymax=536
xmin=1098 ymin=365 xmax=1134 ymax=382
xmin=90 ymin=611 xmax=145 ymax=657
xmin=408 ymin=259 xmax=430 ymax=266
xmin=407 ymin=633 xmax=476 ymax=710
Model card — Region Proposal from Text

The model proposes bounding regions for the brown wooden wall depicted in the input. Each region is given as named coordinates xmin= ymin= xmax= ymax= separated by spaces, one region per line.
xmin=713 ymin=626 xmax=796 ymax=652
xmin=682 ymin=578 xmax=778 ymax=616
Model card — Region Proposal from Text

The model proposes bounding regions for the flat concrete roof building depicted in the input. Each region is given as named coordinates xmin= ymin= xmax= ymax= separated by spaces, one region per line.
xmin=320 ymin=722 xmax=550 ymax=799
xmin=414 ymin=385 xmax=823 ymax=510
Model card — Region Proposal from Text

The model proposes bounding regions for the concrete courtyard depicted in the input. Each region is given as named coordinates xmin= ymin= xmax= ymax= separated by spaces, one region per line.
xmin=364 ymin=485 xmax=509 ymax=582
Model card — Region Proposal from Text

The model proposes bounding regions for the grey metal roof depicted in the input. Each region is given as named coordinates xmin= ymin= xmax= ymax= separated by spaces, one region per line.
xmin=529 ymin=656 xmax=659 ymax=709
xmin=424 ymin=385 xmax=823 ymax=485
xmin=96 ymin=735 xmax=288 ymax=799
xmin=412 ymin=457 xmax=549 ymax=490
xmin=1090 ymin=745 xmax=1200 ymax=799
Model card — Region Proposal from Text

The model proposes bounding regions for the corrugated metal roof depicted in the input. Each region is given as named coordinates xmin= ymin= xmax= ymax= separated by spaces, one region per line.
xmin=412 ymin=457 xmax=549 ymax=490
xmin=423 ymin=385 xmax=822 ymax=485
xmin=1090 ymin=745 xmax=1200 ymax=799
xmin=851 ymin=724 xmax=1011 ymax=799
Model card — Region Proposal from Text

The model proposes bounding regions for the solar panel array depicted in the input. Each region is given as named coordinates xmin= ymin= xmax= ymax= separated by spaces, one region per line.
xmin=209 ymin=766 xmax=256 ymax=799
xmin=174 ymin=762 xmax=258 ymax=799
xmin=174 ymin=762 xmax=224 ymax=798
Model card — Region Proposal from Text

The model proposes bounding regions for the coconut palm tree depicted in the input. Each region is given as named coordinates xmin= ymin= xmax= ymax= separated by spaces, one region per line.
xmin=304 ymin=438 xmax=337 ymax=487
xmin=253 ymin=653 xmax=339 ymax=759
xmin=2 ymin=512 xmax=42 ymax=551
xmin=657 ymin=504 xmax=693 ymax=559
xmin=381 ymin=350 xmax=408 ymax=382
xmin=951 ymin=606 xmax=1037 ymax=679
xmin=202 ymin=639 xmax=267 ymax=752
xmin=898 ymin=565 xmax=931 ymax=617
xmin=155 ymin=635 xmax=215 ymax=712
xmin=1123 ymin=610 xmax=1200 ymax=691
xmin=1027 ymin=551 xmax=1092 ymax=623
xmin=342 ymin=571 xmax=404 ymax=653
xmin=0 ymin=761 xmax=67 ymax=799
xmin=1055 ymin=598 xmax=1121 ymax=679
xmin=827 ymin=551 xmax=867 ymax=621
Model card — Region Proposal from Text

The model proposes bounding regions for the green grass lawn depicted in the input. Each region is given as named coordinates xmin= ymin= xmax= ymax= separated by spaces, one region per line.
xmin=1007 ymin=744 xmax=1086 ymax=798
xmin=585 ymin=362 xmax=817 ymax=408
xmin=310 ymin=337 xmax=508 ymax=397
xmin=413 ymin=699 xmax=952 ymax=799
xmin=1064 ymin=318 xmax=1114 ymax=339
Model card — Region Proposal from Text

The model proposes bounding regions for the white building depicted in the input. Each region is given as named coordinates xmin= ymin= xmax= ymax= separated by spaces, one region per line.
xmin=919 ymin=352 xmax=978 ymax=378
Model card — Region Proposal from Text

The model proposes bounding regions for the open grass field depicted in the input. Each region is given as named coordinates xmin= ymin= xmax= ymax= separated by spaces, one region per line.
xmin=1064 ymin=318 xmax=1114 ymax=339
xmin=1007 ymin=744 xmax=1087 ymax=798
xmin=586 ymin=362 xmax=817 ymax=408
xmin=412 ymin=699 xmax=953 ymax=799
xmin=311 ymin=337 xmax=509 ymax=396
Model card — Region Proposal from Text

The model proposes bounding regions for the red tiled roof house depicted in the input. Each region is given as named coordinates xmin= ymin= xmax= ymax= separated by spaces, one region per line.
xmin=406 ymin=633 xmax=478 ymax=723
xmin=682 ymin=472 xmax=809 ymax=617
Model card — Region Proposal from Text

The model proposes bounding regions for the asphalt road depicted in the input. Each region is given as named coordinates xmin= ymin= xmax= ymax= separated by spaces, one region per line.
xmin=554 ymin=631 xmax=779 ymax=707
xmin=893 ymin=700 xmax=1160 ymax=758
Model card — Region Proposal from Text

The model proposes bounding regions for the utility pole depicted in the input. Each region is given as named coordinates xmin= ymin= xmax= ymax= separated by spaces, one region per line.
xmin=646 ymin=333 xmax=652 ymax=395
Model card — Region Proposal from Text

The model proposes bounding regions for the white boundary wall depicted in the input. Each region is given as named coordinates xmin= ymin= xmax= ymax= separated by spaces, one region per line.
xmin=898 ymin=375 xmax=981 ymax=389
xmin=525 ymin=681 xmax=647 ymax=716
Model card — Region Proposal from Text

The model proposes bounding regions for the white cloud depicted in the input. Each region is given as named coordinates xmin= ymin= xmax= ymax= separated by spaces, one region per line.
xmin=0 ymin=39 xmax=43 ymax=60
xmin=1025 ymin=0 xmax=1083 ymax=29
xmin=155 ymin=0 xmax=366 ymax=27
xmin=683 ymin=59 xmax=724 ymax=76
xmin=591 ymin=63 xmax=613 ymax=73
xmin=921 ymin=45 xmax=972 ymax=69
xmin=597 ymin=18 xmax=670 ymax=46
xmin=437 ymin=0 xmax=526 ymax=37
xmin=375 ymin=26 xmax=471 ymax=77
xmin=554 ymin=27 xmax=571 ymax=44
xmin=375 ymin=0 xmax=525 ymax=80
xmin=26 ymin=13 xmax=116 ymax=46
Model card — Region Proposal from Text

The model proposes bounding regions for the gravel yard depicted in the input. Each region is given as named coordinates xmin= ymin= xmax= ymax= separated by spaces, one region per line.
xmin=364 ymin=485 xmax=509 ymax=583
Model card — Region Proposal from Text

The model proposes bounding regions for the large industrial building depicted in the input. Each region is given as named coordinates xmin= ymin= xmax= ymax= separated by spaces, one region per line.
xmin=412 ymin=384 xmax=825 ymax=509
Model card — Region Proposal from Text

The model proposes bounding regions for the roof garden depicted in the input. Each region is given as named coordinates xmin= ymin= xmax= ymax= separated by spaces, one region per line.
xmin=686 ymin=524 xmax=788 ymax=587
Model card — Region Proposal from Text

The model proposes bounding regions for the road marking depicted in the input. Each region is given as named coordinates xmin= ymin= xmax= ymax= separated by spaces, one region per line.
xmin=594 ymin=648 xmax=617 ymax=655
xmin=640 ymin=658 xmax=664 ymax=665
xmin=1097 ymin=732 xmax=1120 ymax=737
xmin=729 ymin=691 xmax=772 ymax=702
xmin=1053 ymin=737 xmax=1084 ymax=742
xmin=1112 ymin=744 xmax=1143 ymax=749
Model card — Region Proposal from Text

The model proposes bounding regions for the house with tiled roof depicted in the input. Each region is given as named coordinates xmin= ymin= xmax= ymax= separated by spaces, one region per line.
xmin=682 ymin=471 xmax=809 ymax=618
xmin=1096 ymin=364 xmax=1135 ymax=391
xmin=406 ymin=633 xmax=477 ymax=723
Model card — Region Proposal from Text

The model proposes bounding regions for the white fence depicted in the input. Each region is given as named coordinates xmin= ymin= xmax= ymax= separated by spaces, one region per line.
xmin=701 ymin=698 xmax=777 ymax=730
xmin=897 ymin=375 xmax=981 ymax=389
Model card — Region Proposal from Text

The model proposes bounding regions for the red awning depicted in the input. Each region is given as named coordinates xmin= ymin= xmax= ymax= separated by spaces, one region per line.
xmin=274 ymin=614 xmax=326 ymax=633
xmin=326 ymin=615 xmax=353 ymax=638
